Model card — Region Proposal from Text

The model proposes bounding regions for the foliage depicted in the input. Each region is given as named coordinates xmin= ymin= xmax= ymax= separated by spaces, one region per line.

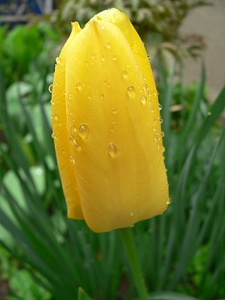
xmin=51 ymin=0 xmax=211 ymax=70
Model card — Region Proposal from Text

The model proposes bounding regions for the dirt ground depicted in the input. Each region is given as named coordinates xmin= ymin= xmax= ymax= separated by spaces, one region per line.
xmin=180 ymin=0 xmax=225 ymax=100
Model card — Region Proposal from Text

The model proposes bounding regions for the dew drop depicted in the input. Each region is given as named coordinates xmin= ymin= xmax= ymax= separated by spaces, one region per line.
xmin=75 ymin=82 xmax=82 ymax=91
xmin=130 ymin=211 xmax=134 ymax=217
xmin=122 ymin=70 xmax=128 ymax=79
xmin=101 ymin=55 xmax=105 ymax=62
xmin=91 ymin=53 xmax=95 ymax=61
xmin=167 ymin=198 xmax=172 ymax=205
xmin=79 ymin=124 xmax=89 ymax=139
xmin=70 ymin=155 xmax=76 ymax=164
xmin=161 ymin=146 xmax=165 ymax=153
xmin=127 ymin=86 xmax=136 ymax=98
xmin=112 ymin=54 xmax=117 ymax=61
xmin=106 ymin=41 xmax=111 ymax=49
xmin=108 ymin=143 xmax=117 ymax=158
xmin=158 ymin=103 xmax=162 ymax=110
xmin=48 ymin=84 xmax=53 ymax=93
xmin=111 ymin=107 xmax=117 ymax=115
xmin=159 ymin=117 xmax=163 ymax=124
xmin=100 ymin=93 xmax=104 ymax=101
xmin=51 ymin=132 xmax=56 ymax=139
xmin=140 ymin=95 xmax=147 ymax=105
xmin=70 ymin=135 xmax=82 ymax=151
xmin=71 ymin=124 xmax=77 ymax=133
xmin=51 ymin=112 xmax=58 ymax=120
xmin=161 ymin=131 xmax=165 ymax=137
xmin=56 ymin=57 xmax=61 ymax=64
xmin=129 ymin=223 xmax=135 ymax=228
xmin=142 ymin=83 xmax=148 ymax=92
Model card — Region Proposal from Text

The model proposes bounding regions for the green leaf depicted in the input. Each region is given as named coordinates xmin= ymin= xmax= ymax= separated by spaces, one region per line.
xmin=151 ymin=292 xmax=198 ymax=300
xmin=78 ymin=287 xmax=93 ymax=300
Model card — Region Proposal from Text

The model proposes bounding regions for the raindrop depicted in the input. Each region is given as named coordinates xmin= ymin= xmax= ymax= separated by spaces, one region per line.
xmin=71 ymin=124 xmax=77 ymax=133
xmin=91 ymin=53 xmax=95 ymax=61
xmin=48 ymin=84 xmax=53 ymax=93
xmin=112 ymin=54 xmax=117 ymax=61
xmin=111 ymin=107 xmax=117 ymax=115
xmin=75 ymin=82 xmax=82 ymax=91
xmin=70 ymin=155 xmax=76 ymax=164
xmin=106 ymin=41 xmax=111 ymax=49
xmin=167 ymin=198 xmax=172 ymax=205
xmin=161 ymin=131 xmax=165 ymax=137
xmin=142 ymin=83 xmax=148 ymax=92
xmin=140 ymin=95 xmax=147 ymax=105
xmin=108 ymin=143 xmax=117 ymax=158
xmin=70 ymin=135 xmax=81 ymax=151
xmin=51 ymin=132 xmax=56 ymax=139
xmin=56 ymin=57 xmax=61 ymax=64
xmin=158 ymin=103 xmax=162 ymax=110
xmin=79 ymin=124 xmax=89 ymax=139
xmin=127 ymin=86 xmax=136 ymax=98
xmin=159 ymin=117 xmax=163 ymax=124
xmin=122 ymin=70 xmax=128 ymax=79
xmin=51 ymin=112 xmax=58 ymax=120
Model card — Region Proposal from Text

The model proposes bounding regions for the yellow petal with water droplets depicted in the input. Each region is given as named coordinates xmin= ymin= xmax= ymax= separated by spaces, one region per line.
xmin=51 ymin=9 xmax=169 ymax=232
xmin=51 ymin=22 xmax=83 ymax=219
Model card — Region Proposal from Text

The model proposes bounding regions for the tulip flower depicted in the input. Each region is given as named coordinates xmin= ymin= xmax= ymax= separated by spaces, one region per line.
xmin=51 ymin=8 xmax=169 ymax=233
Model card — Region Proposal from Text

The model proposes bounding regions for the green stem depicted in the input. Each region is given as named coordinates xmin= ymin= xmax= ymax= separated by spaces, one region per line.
xmin=119 ymin=227 xmax=149 ymax=300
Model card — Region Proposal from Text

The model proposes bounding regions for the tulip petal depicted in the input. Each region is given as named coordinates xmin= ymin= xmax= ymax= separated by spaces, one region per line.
xmin=63 ymin=9 xmax=169 ymax=232
xmin=51 ymin=22 xmax=83 ymax=219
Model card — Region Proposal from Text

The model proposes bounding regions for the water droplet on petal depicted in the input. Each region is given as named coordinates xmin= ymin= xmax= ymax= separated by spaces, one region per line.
xmin=122 ymin=70 xmax=128 ymax=79
xmin=79 ymin=124 xmax=89 ymax=139
xmin=108 ymin=143 xmax=117 ymax=158
xmin=75 ymin=82 xmax=82 ymax=91
xmin=106 ymin=41 xmax=111 ymax=49
xmin=112 ymin=54 xmax=117 ymax=61
xmin=51 ymin=132 xmax=57 ymax=139
xmin=129 ymin=223 xmax=135 ymax=228
xmin=111 ymin=107 xmax=117 ymax=115
xmin=56 ymin=57 xmax=61 ymax=64
xmin=159 ymin=103 xmax=162 ymax=110
xmin=127 ymin=86 xmax=136 ymax=98
xmin=91 ymin=53 xmax=95 ymax=61
xmin=167 ymin=198 xmax=172 ymax=205
xmin=142 ymin=83 xmax=148 ymax=91
xmin=101 ymin=55 xmax=105 ymax=62
xmin=48 ymin=84 xmax=53 ymax=93
xmin=161 ymin=131 xmax=165 ymax=137
xmin=71 ymin=124 xmax=77 ymax=133
xmin=130 ymin=211 xmax=134 ymax=217
xmin=100 ymin=93 xmax=104 ymax=101
xmin=140 ymin=95 xmax=147 ymax=105
xmin=51 ymin=112 xmax=58 ymax=120
xmin=70 ymin=155 xmax=76 ymax=164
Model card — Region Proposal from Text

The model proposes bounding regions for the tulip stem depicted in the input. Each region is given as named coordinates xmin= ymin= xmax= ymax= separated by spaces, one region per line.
xmin=119 ymin=227 xmax=149 ymax=300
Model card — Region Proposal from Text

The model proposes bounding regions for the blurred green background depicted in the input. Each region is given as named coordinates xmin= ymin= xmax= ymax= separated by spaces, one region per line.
xmin=0 ymin=1 xmax=225 ymax=300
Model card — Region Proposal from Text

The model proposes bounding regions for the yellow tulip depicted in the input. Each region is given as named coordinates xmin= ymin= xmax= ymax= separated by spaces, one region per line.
xmin=51 ymin=8 xmax=169 ymax=233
